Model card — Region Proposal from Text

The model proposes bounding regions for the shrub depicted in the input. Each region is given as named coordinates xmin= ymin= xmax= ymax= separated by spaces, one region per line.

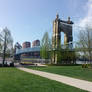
xmin=10 ymin=62 xmax=14 ymax=67
xmin=45 ymin=64 xmax=81 ymax=66
xmin=20 ymin=62 xmax=34 ymax=65
xmin=0 ymin=64 xmax=2 ymax=67
xmin=82 ymin=64 xmax=89 ymax=68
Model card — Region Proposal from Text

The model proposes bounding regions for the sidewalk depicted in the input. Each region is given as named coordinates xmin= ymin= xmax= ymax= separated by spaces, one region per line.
xmin=18 ymin=67 xmax=92 ymax=92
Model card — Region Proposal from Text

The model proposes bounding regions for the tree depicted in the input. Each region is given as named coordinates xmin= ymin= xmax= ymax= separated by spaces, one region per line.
xmin=0 ymin=38 xmax=3 ymax=54
xmin=0 ymin=27 xmax=13 ymax=66
xmin=0 ymin=31 xmax=3 ymax=54
xmin=40 ymin=32 xmax=51 ymax=59
xmin=77 ymin=25 xmax=92 ymax=63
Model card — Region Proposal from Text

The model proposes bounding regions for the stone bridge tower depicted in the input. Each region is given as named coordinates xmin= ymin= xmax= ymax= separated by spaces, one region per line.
xmin=52 ymin=14 xmax=74 ymax=64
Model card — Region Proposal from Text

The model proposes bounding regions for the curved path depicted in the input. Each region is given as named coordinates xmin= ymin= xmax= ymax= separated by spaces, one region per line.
xmin=18 ymin=67 xmax=92 ymax=92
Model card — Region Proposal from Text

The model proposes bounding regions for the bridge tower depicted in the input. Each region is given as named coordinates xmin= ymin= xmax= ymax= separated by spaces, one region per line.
xmin=52 ymin=14 xmax=74 ymax=64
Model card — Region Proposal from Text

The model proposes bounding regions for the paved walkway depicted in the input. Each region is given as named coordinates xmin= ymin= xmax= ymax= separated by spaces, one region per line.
xmin=18 ymin=67 xmax=92 ymax=92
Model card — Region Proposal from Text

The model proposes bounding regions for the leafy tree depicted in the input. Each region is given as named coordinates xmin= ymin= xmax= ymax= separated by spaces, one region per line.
xmin=77 ymin=25 xmax=92 ymax=63
xmin=0 ymin=27 xmax=13 ymax=66
xmin=40 ymin=32 xmax=51 ymax=59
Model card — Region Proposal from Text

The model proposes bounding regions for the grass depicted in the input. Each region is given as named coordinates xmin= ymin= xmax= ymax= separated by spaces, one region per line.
xmin=26 ymin=66 xmax=92 ymax=82
xmin=0 ymin=68 xmax=87 ymax=92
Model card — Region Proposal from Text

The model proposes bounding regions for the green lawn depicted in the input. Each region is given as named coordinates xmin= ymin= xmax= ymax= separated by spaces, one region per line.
xmin=0 ymin=68 xmax=86 ymax=92
xmin=26 ymin=66 xmax=92 ymax=82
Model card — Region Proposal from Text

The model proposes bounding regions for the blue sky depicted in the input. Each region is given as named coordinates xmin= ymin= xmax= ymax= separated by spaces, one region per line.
xmin=0 ymin=0 xmax=90 ymax=45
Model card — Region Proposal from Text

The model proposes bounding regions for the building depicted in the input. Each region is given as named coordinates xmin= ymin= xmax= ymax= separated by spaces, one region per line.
xmin=20 ymin=46 xmax=40 ymax=58
xmin=18 ymin=41 xmax=40 ymax=58
xmin=15 ymin=46 xmax=41 ymax=63
xmin=22 ymin=42 xmax=31 ymax=49
xmin=32 ymin=40 xmax=40 ymax=47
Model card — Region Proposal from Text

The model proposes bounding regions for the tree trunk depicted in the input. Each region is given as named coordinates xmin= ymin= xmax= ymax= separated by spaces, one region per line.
xmin=2 ymin=34 xmax=6 ymax=66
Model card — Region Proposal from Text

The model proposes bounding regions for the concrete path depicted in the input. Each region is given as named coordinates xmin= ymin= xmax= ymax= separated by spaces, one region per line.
xmin=18 ymin=67 xmax=92 ymax=92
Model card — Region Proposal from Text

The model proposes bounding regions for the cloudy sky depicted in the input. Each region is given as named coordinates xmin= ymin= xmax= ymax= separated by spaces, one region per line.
xmin=0 ymin=0 xmax=91 ymax=45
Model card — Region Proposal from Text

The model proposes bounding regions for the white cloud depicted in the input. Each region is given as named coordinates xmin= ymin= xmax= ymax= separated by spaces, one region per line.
xmin=79 ymin=0 xmax=92 ymax=28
